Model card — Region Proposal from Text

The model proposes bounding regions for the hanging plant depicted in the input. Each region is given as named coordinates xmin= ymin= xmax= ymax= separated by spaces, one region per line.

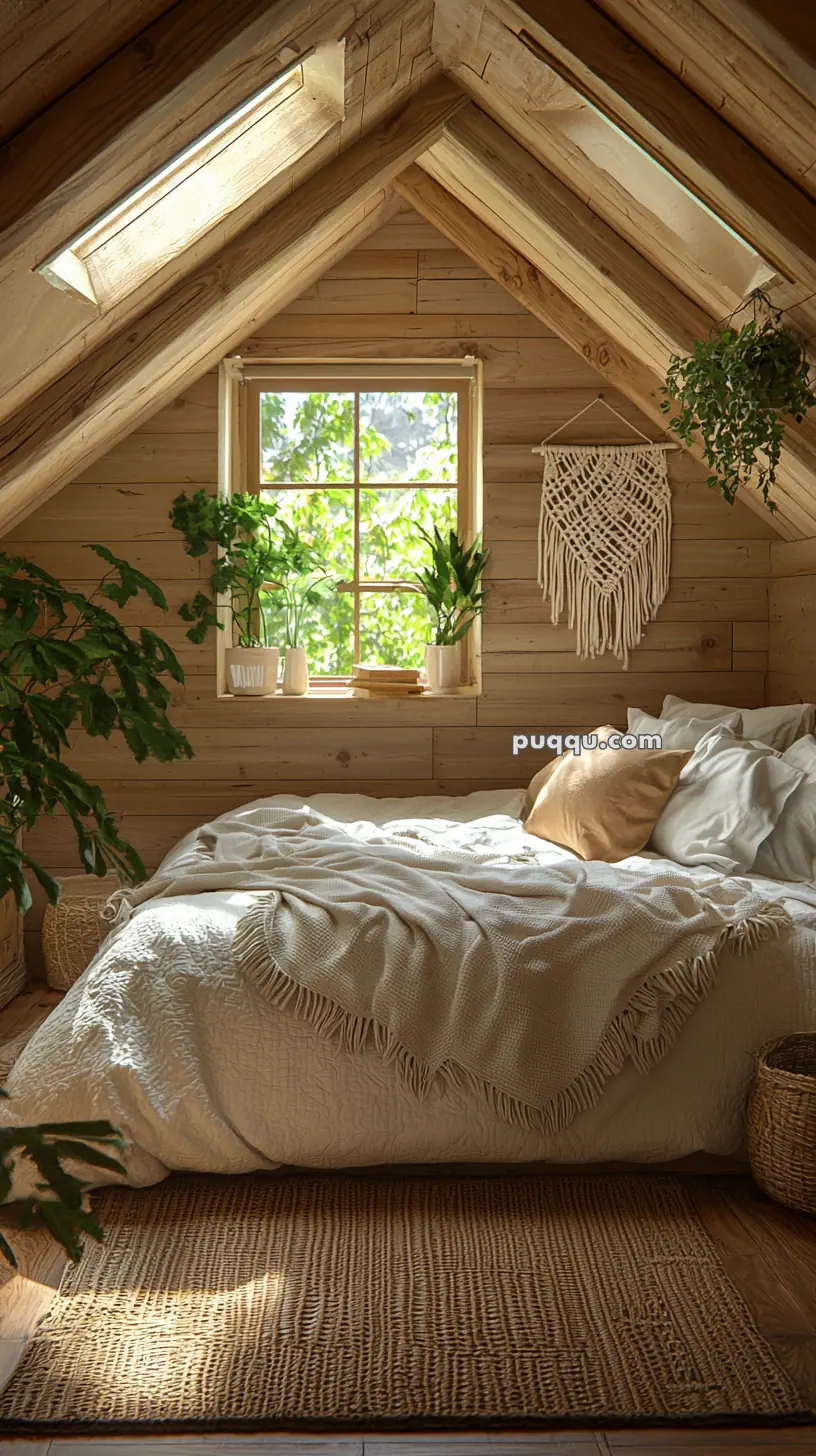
xmin=662 ymin=292 xmax=815 ymax=510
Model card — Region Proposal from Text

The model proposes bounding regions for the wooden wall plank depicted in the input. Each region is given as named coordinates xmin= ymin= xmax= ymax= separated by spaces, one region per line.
xmin=4 ymin=202 xmax=773 ymax=904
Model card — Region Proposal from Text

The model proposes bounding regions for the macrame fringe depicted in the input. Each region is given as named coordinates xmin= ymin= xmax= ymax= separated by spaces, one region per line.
xmin=233 ymin=899 xmax=791 ymax=1138
xmin=538 ymin=443 xmax=672 ymax=667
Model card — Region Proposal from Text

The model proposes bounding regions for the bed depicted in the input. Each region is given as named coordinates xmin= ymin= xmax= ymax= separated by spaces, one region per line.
xmin=4 ymin=784 xmax=816 ymax=1192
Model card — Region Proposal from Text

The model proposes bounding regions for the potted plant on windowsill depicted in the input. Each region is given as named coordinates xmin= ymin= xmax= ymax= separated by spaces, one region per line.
xmin=415 ymin=527 xmax=489 ymax=693
xmin=170 ymin=490 xmax=284 ymax=695
xmin=264 ymin=523 xmax=335 ymax=696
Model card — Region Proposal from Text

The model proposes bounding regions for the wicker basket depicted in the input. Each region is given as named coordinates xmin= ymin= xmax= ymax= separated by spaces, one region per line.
xmin=42 ymin=874 xmax=119 ymax=991
xmin=747 ymin=1033 xmax=816 ymax=1215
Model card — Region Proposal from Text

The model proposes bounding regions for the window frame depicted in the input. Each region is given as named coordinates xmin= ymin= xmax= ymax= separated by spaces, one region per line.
xmin=218 ymin=357 xmax=483 ymax=696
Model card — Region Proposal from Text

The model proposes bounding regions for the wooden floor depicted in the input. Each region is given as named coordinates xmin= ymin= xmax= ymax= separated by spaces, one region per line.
xmin=0 ymin=992 xmax=814 ymax=1454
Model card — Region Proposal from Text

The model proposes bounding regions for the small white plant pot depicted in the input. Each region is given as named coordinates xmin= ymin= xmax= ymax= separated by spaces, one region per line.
xmin=425 ymin=643 xmax=460 ymax=693
xmin=282 ymin=646 xmax=309 ymax=696
xmin=224 ymin=646 xmax=279 ymax=696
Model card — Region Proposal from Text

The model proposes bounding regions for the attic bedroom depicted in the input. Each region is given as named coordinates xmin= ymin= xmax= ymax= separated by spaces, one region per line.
xmin=0 ymin=0 xmax=815 ymax=1447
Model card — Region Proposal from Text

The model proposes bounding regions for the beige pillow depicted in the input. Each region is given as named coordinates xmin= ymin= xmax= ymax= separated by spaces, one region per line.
xmin=524 ymin=725 xmax=691 ymax=862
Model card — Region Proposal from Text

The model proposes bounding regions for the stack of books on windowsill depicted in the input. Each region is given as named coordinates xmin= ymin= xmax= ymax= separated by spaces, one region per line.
xmin=350 ymin=664 xmax=424 ymax=698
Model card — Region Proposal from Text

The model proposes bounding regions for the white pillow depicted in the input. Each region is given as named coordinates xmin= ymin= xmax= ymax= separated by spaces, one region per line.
xmin=650 ymin=725 xmax=804 ymax=874
xmin=753 ymin=736 xmax=816 ymax=882
xmin=627 ymin=706 xmax=742 ymax=749
xmin=661 ymin=695 xmax=815 ymax=752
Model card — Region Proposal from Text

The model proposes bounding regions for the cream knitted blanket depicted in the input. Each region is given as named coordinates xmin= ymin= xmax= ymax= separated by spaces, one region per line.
xmin=111 ymin=803 xmax=791 ymax=1134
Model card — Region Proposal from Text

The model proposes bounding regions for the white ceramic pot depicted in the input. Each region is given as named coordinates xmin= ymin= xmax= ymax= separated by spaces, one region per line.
xmin=425 ymin=643 xmax=460 ymax=693
xmin=282 ymin=645 xmax=309 ymax=696
xmin=224 ymin=646 xmax=279 ymax=696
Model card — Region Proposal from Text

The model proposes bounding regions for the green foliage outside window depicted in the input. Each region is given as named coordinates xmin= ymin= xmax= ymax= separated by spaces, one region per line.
xmin=259 ymin=390 xmax=458 ymax=672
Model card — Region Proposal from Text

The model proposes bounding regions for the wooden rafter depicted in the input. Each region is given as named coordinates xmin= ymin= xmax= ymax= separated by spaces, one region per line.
xmin=0 ymin=0 xmax=376 ymax=283
xmin=419 ymin=107 xmax=816 ymax=537
xmin=394 ymin=162 xmax=797 ymax=540
xmin=0 ymin=0 xmax=175 ymax=146
xmin=593 ymin=0 xmax=816 ymax=196
xmin=423 ymin=105 xmax=712 ymax=370
xmin=507 ymin=0 xmax=816 ymax=290
xmin=0 ymin=78 xmax=467 ymax=536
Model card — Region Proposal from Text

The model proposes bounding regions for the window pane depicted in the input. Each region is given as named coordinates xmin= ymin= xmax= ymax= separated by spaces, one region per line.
xmin=359 ymin=486 xmax=457 ymax=579
xmin=260 ymin=391 xmax=354 ymax=483
xmin=261 ymin=589 xmax=354 ymax=678
xmin=359 ymin=591 xmax=433 ymax=670
xmin=259 ymin=487 xmax=353 ymax=677
xmin=260 ymin=487 xmax=353 ymax=579
xmin=359 ymin=391 xmax=458 ymax=483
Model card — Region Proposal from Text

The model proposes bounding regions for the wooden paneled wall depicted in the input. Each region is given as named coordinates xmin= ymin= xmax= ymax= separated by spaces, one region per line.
xmin=4 ymin=201 xmax=777 ymax=972
xmin=768 ymin=537 xmax=816 ymax=708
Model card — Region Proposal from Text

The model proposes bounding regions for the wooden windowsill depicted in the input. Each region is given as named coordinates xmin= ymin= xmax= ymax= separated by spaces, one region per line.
xmin=216 ymin=684 xmax=481 ymax=701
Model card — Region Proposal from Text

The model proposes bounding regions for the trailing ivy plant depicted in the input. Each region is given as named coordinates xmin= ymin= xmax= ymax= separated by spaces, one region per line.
xmin=0 ymin=1102 xmax=125 ymax=1265
xmin=170 ymin=490 xmax=285 ymax=646
xmin=0 ymin=546 xmax=193 ymax=913
xmin=662 ymin=295 xmax=815 ymax=510
xmin=415 ymin=527 xmax=489 ymax=646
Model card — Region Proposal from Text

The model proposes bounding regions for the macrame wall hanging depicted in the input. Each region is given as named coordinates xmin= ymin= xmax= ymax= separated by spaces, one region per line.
xmin=533 ymin=395 xmax=676 ymax=667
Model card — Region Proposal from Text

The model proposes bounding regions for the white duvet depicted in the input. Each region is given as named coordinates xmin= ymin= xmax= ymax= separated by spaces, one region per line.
xmin=5 ymin=789 xmax=816 ymax=1190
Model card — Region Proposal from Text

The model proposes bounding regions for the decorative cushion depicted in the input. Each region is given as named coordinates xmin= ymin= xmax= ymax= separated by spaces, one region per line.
xmin=524 ymin=725 xmax=691 ymax=862
xmin=661 ymin=695 xmax=815 ymax=752
xmin=650 ymin=725 xmax=804 ymax=874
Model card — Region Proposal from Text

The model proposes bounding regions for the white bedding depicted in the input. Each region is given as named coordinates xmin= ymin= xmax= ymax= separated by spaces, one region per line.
xmin=5 ymin=789 xmax=816 ymax=1190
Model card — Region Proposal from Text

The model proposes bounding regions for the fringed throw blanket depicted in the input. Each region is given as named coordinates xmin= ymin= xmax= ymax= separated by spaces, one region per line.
xmin=538 ymin=443 xmax=672 ymax=665
xmin=114 ymin=805 xmax=791 ymax=1135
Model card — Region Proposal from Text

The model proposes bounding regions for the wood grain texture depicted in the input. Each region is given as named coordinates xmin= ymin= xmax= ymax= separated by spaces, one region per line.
xmin=5 ymin=205 xmax=773 ymax=881
xmin=513 ymin=0 xmax=816 ymax=288
xmin=592 ymin=0 xmax=816 ymax=194
xmin=0 ymin=78 xmax=467 ymax=534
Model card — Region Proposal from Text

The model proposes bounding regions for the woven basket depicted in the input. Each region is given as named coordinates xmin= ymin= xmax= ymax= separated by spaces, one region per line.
xmin=747 ymin=1033 xmax=816 ymax=1215
xmin=42 ymin=874 xmax=119 ymax=991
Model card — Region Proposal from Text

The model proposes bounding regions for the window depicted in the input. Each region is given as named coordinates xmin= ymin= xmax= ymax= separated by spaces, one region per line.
xmin=39 ymin=43 xmax=345 ymax=308
xmin=233 ymin=362 xmax=481 ymax=684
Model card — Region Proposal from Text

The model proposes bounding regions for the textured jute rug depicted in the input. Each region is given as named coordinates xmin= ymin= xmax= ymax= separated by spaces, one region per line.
xmin=0 ymin=1172 xmax=808 ymax=1432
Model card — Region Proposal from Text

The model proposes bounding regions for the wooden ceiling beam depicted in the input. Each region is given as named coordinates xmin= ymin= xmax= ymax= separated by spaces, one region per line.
xmin=507 ymin=0 xmax=816 ymax=290
xmin=0 ymin=78 xmax=466 ymax=536
xmin=0 ymin=0 xmax=373 ymax=283
xmin=394 ymin=162 xmax=800 ymax=539
xmin=423 ymin=104 xmax=713 ymax=372
xmin=592 ymin=0 xmax=816 ymax=195
xmin=0 ymin=0 xmax=176 ymax=146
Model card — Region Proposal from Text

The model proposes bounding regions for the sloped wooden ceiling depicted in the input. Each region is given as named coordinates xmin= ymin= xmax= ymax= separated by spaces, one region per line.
xmin=2 ymin=0 xmax=816 ymax=539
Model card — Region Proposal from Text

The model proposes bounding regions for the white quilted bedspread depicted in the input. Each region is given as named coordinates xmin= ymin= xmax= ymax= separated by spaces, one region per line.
xmin=5 ymin=789 xmax=816 ymax=1190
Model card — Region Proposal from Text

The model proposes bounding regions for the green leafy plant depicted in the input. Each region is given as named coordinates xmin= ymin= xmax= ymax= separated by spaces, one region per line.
xmin=415 ymin=527 xmax=489 ymax=646
xmin=662 ymin=296 xmax=815 ymax=509
xmin=264 ymin=522 xmax=334 ymax=650
xmin=0 ymin=548 xmax=193 ymax=912
xmin=170 ymin=490 xmax=285 ymax=646
xmin=0 ymin=1103 xmax=125 ymax=1264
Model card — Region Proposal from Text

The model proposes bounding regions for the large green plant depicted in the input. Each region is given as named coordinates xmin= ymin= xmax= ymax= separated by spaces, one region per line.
xmin=415 ymin=527 xmax=489 ymax=646
xmin=663 ymin=303 xmax=815 ymax=510
xmin=0 ymin=547 xmax=192 ymax=911
xmin=170 ymin=490 xmax=285 ymax=646
xmin=0 ymin=1105 xmax=125 ymax=1265
xmin=0 ymin=546 xmax=194 ymax=1266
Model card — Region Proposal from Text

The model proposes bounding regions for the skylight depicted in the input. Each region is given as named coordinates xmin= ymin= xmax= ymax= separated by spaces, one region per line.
xmin=39 ymin=41 xmax=345 ymax=308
